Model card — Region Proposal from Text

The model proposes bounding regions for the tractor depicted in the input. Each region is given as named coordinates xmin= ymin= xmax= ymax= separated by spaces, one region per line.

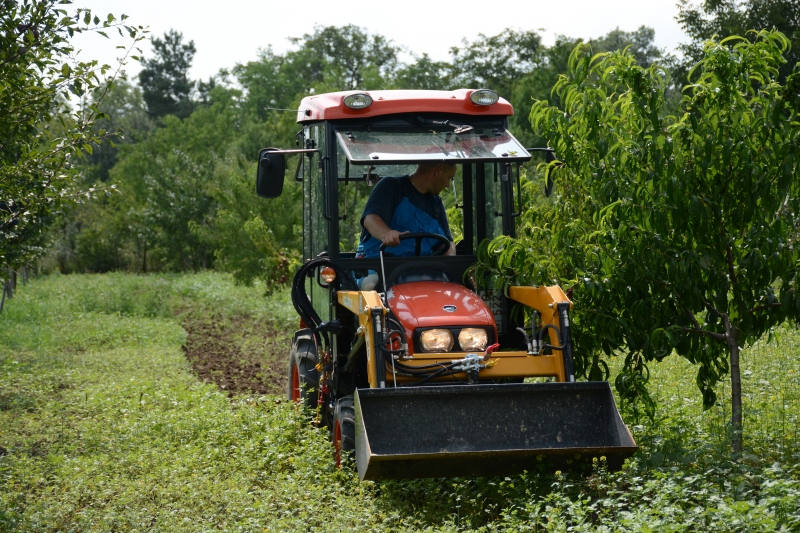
xmin=257 ymin=89 xmax=636 ymax=480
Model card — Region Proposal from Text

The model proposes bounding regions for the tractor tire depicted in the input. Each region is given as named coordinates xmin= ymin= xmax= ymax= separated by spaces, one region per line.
xmin=287 ymin=333 xmax=318 ymax=410
xmin=333 ymin=396 xmax=356 ymax=467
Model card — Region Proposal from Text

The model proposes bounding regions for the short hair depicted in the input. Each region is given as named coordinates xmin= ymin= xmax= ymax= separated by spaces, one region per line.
xmin=417 ymin=162 xmax=457 ymax=173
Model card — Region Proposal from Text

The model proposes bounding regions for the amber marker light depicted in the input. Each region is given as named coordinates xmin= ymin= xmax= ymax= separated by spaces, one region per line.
xmin=320 ymin=267 xmax=337 ymax=283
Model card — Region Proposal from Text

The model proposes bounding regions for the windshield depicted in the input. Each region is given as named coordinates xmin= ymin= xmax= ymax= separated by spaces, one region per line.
xmin=335 ymin=127 xmax=530 ymax=164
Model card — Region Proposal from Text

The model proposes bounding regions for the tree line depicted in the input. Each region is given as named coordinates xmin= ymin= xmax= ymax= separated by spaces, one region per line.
xmin=38 ymin=22 xmax=670 ymax=286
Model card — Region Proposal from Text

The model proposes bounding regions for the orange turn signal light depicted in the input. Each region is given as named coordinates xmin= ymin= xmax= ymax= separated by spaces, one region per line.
xmin=320 ymin=267 xmax=337 ymax=283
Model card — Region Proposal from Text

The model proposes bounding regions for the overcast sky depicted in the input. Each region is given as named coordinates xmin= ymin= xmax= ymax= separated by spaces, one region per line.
xmin=71 ymin=0 xmax=689 ymax=83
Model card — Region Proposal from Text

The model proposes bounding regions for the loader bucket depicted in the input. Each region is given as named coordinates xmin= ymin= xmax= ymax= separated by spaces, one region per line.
xmin=354 ymin=382 xmax=637 ymax=481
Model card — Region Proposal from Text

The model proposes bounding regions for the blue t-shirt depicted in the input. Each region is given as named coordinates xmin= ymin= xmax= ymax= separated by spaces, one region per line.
xmin=359 ymin=176 xmax=453 ymax=244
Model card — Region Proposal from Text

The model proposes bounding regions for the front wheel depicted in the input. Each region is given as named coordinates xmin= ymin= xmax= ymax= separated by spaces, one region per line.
xmin=287 ymin=335 xmax=318 ymax=410
xmin=333 ymin=396 xmax=355 ymax=467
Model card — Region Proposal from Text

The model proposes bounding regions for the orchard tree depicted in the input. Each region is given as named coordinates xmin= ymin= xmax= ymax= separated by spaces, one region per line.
xmin=677 ymin=0 xmax=800 ymax=83
xmin=485 ymin=31 xmax=799 ymax=457
xmin=0 ymin=0 xmax=145 ymax=270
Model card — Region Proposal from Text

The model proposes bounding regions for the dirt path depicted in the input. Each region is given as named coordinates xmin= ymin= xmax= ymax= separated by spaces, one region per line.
xmin=181 ymin=314 xmax=289 ymax=397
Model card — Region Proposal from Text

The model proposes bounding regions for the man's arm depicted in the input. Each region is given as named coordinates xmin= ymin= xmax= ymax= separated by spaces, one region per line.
xmin=366 ymin=213 xmax=456 ymax=255
xmin=363 ymin=214 xmax=408 ymax=247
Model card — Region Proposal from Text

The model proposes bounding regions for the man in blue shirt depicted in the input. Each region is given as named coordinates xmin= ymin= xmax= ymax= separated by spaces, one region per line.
xmin=356 ymin=163 xmax=457 ymax=258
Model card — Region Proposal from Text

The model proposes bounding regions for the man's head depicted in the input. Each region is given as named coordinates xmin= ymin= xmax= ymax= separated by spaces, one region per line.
xmin=410 ymin=163 xmax=457 ymax=195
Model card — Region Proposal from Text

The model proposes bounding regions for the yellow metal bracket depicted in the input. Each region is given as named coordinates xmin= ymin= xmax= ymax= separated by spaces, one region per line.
xmin=507 ymin=285 xmax=572 ymax=382
xmin=337 ymin=290 xmax=387 ymax=388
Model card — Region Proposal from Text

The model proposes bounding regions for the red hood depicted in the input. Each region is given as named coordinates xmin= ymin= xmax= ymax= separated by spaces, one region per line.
xmin=387 ymin=281 xmax=496 ymax=352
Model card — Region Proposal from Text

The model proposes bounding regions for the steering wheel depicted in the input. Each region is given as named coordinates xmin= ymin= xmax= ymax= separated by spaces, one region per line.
xmin=378 ymin=232 xmax=451 ymax=257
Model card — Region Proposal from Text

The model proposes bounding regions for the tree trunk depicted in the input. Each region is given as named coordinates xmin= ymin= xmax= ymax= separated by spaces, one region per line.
xmin=142 ymin=237 xmax=147 ymax=274
xmin=723 ymin=314 xmax=743 ymax=458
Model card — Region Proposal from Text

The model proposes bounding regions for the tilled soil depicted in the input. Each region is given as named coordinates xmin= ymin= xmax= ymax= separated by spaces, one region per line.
xmin=182 ymin=314 xmax=290 ymax=397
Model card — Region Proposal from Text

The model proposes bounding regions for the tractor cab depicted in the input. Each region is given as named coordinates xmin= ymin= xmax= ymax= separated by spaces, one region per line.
xmin=259 ymin=89 xmax=529 ymax=345
xmin=258 ymin=89 xmax=636 ymax=480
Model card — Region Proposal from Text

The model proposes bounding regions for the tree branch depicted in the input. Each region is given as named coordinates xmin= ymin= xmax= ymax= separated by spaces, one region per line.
xmin=678 ymin=326 xmax=728 ymax=342
xmin=749 ymin=302 xmax=783 ymax=314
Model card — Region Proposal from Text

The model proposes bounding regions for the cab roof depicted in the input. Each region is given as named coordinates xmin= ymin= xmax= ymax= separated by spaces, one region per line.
xmin=296 ymin=89 xmax=514 ymax=123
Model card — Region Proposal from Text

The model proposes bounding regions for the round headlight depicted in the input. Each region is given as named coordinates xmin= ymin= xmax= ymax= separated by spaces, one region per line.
xmin=470 ymin=89 xmax=499 ymax=106
xmin=458 ymin=328 xmax=488 ymax=351
xmin=420 ymin=329 xmax=454 ymax=352
xmin=343 ymin=93 xmax=373 ymax=109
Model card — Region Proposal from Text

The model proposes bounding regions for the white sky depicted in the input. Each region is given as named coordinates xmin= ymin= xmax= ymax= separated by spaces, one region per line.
xmin=72 ymin=0 xmax=688 ymax=83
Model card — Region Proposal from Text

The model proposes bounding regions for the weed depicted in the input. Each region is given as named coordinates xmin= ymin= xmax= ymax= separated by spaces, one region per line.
xmin=0 ymin=273 xmax=798 ymax=532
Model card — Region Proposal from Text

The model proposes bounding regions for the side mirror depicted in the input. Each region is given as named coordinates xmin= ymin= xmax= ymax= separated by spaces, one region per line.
xmin=256 ymin=148 xmax=286 ymax=198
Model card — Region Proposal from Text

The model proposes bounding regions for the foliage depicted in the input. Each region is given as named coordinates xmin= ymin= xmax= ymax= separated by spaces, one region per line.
xmin=108 ymin=92 xmax=244 ymax=272
xmin=79 ymin=76 xmax=154 ymax=184
xmin=1 ymin=272 xmax=799 ymax=531
xmin=138 ymin=29 xmax=196 ymax=119
xmin=450 ymin=29 xmax=544 ymax=101
xmin=394 ymin=53 xmax=453 ymax=90
xmin=677 ymin=0 xmax=800 ymax=83
xmin=202 ymin=155 xmax=302 ymax=292
xmin=50 ymin=23 xmax=666 ymax=295
xmin=0 ymin=0 xmax=145 ymax=271
xmin=478 ymin=31 xmax=800 ymax=456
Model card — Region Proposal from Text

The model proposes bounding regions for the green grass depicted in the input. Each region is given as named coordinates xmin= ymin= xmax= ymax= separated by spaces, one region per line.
xmin=1 ymin=273 xmax=799 ymax=532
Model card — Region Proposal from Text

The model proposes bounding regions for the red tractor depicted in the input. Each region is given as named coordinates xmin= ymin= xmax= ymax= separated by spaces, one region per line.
xmin=258 ymin=89 xmax=636 ymax=480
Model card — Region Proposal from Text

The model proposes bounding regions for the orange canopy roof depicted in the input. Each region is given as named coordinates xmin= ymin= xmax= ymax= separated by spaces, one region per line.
xmin=296 ymin=89 xmax=514 ymax=123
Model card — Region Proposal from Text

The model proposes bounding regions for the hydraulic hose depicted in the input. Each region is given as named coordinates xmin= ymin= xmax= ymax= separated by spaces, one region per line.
xmin=291 ymin=257 xmax=358 ymax=342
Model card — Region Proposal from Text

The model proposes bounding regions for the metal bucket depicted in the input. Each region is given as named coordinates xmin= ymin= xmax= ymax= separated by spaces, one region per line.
xmin=354 ymin=382 xmax=637 ymax=481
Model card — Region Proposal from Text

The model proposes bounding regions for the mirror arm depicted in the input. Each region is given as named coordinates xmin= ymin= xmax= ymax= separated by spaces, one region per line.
xmin=320 ymin=156 xmax=333 ymax=221
xmin=261 ymin=148 xmax=320 ymax=156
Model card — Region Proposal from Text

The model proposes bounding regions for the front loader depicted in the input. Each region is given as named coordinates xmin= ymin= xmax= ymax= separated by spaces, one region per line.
xmin=258 ymin=89 xmax=636 ymax=480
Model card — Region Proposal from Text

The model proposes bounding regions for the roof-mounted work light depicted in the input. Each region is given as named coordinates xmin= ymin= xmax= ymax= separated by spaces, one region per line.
xmin=343 ymin=93 xmax=373 ymax=109
xmin=469 ymin=89 xmax=499 ymax=106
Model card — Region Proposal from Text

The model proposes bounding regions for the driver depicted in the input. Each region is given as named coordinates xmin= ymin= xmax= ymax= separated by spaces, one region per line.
xmin=355 ymin=162 xmax=457 ymax=259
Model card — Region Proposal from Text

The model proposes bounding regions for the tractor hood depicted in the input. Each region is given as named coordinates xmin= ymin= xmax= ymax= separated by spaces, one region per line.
xmin=386 ymin=281 xmax=496 ymax=332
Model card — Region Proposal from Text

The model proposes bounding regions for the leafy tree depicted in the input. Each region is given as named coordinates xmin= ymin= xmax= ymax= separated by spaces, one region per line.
xmin=236 ymin=25 xmax=401 ymax=124
xmin=395 ymin=53 xmax=453 ymax=90
xmin=80 ymin=76 xmax=154 ymax=183
xmin=451 ymin=29 xmax=543 ymax=102
xmin=677 ymin=0 xmax=800 ymax=83
xmin=288 ymin=24 xmax=400 ymax=91
xmin=510 ymin=27 xmax=663 ymax=147
xmin=203 ymin=156 xmax=301 ymax=293
xmin=0 ymin=0 xmax=144 ymax=271
xmin=590 ymin=26 xmax=664 ymax=68
xmin=138 ymin=29 xmax=196 ymax=119
xmin=482 ymin=31 xmax=799 ymax=457
xmin=110 ymin=89 xmax=241 ymax=271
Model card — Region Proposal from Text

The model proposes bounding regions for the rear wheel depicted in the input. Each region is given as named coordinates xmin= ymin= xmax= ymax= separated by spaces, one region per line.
xmin=287 ymin=336 xmax=318 ymax=410
xmin=333 ymin=396 xmax=356 ymax=467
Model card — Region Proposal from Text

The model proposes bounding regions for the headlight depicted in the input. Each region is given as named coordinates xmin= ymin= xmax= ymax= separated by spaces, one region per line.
xmin=343 ymin=92 xmax=373 ymax=109
xmin=458 ymin=328 xmax=488 ymax=351
xmin=420 ymin=329 xmax=454 ymax=352
xmin=469 ymin=89 xmax=499 ymax=106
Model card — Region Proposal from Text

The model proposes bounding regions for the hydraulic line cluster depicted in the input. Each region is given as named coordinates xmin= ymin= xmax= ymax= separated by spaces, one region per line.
xmin=290 ymin=257 xmax=358 ymax=345
xmin=380 ymin=315 xmax=501 ymax=385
